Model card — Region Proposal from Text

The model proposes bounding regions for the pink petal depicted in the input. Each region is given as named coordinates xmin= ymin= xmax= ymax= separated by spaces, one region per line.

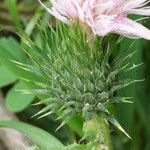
xmin=113 ymin=18 xmax=150 ymax=40
xmin=124 ymin=0 xmax=150 ymax=16
xmin=124 ymin=0 xmax=149 ymax=9
xmin=128 ymin=7 xmax=150 ymax=16
xmin=38 ymin=0 xmax=69 ymax=23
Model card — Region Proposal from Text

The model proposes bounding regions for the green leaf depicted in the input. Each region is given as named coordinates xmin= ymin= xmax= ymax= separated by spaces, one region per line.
xmin=0 ymin=120 xmax=64 ymax=149
xmin=68 ymin=116 xmax=83 ymax=137
xmin=0 ymin=65 xmax=17 ymax=88
xmin=25 ymin=143 xmax=88 ymax=150
xmin=62 ymin=143 xmax=87 ymax=150
xmin=116 ymin=38 xmax=144 ymax=134
xmin=0 ymin=38 xmax=43 ymax=82
xmin=25 ymin=146 xmax=40 ymax=150
xmin=5 ymin=0 xmax=23 ymax=31
xmin=47 ymin=143 xmax=87 ymax=150
xmin=106 ymin=114 xmax=131 ymax=139
xmin=5 ymin=81 xmax=35 ymax=112
xmin=25 ymin=11 xmax=42 ymax=36
xmin=108 ymin=97 xmax=133 ymax=104
xmin=0 ymin=37 xmax=25 ymax=62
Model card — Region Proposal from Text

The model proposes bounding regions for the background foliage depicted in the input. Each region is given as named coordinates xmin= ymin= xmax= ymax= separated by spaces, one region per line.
xmin=0 ymin=0 xmax=150 ymax=149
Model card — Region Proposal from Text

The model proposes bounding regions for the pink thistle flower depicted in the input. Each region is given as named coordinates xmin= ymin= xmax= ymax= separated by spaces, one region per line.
xmin=38 ymin=0 xmax=150 ymax=40
xmin=85 ymin=0 xmax=150 ymax=40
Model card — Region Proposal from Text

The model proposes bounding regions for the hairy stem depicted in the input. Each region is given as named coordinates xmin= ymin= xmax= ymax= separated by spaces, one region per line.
xmin=83 ymin=115 xmax=112 ymax=150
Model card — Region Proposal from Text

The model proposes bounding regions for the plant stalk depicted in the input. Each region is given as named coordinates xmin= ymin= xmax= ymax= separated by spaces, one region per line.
xmin=83 ymin=115 xmax=112 ymax=150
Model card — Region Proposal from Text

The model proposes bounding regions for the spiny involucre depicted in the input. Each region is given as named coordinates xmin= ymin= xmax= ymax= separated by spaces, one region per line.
xmin=16 ymin=22 xmax=141 ymax=138
xmin=38 ymin=0 xmax=150 ymax=40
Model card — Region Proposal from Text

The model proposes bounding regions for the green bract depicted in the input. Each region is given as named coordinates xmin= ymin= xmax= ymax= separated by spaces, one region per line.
xmin=13 ymin=22 xmax=142 ymax=138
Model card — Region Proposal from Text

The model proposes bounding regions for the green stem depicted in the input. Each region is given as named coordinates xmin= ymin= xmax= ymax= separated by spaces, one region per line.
xmin=83 ymin=115 xmax=112 ymax=150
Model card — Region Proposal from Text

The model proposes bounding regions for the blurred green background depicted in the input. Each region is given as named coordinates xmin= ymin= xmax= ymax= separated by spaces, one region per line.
xmin=0 ymin=0 xmax=150 ymax=149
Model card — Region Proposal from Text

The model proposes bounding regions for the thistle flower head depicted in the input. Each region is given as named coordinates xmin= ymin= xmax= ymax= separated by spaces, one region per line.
xmin=39 ymin=0 xmax=150 ymax=40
